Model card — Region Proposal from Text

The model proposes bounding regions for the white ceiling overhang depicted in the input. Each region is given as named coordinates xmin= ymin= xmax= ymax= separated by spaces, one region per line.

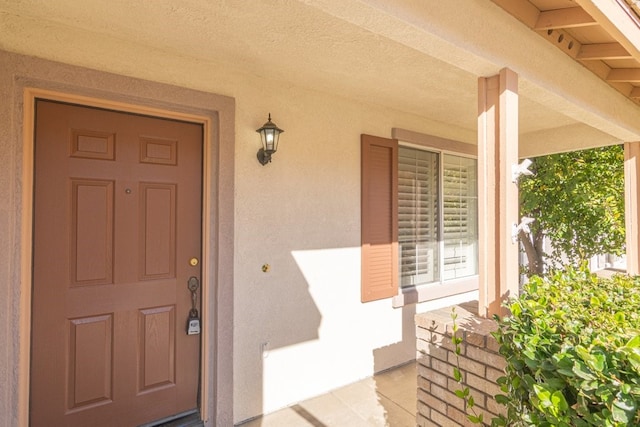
xmin=2 ymin=0 xmax=640 ymax=155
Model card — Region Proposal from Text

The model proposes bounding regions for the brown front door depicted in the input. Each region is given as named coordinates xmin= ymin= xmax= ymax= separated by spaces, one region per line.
xmin=30 ymin=100 xmax=203 ymax=427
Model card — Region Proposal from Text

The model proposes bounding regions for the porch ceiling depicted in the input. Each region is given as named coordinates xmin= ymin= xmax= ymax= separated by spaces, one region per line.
xmin=493 ymin=0 xmax=640 ymax=105
xmin=2 ymin=0 xmax=640 ymax=155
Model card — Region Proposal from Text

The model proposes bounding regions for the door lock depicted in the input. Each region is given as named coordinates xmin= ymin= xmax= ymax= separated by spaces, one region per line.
xmin=186 ymin=276 xmax=201 ymax=335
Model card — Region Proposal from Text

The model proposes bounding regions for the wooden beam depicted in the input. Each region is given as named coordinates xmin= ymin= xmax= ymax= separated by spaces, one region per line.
xmin=535 ymin=7 xmax=597 ymax=29
xmin=491 ymin=0 xmax=540 ymax=29
xmin=540 ymin=28 xmax=581 ymax=59
xmin=578 ymin=42 xmax=631 ymax=60
xmin=625 ymin=142 xmax=640 ymax=276
xmin=631 ymin=87 xmax=640 ymax=98
xmin=477 ymin=68 xmax=520 ymax=318
xmin=607 ymin=68 xmax=640 ymax=82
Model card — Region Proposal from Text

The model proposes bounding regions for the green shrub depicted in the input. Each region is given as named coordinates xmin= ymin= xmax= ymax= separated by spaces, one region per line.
xmin=493 ymin=268 xmax=640 ymax=426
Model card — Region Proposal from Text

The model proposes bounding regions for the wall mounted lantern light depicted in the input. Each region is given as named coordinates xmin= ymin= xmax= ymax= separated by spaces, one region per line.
xmin=256 ymin=113 xmax=284 ymax=165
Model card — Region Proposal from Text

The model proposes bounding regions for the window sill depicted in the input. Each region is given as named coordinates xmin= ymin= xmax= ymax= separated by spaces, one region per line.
xmin=392 ymin=276 xmax=478 ymax=307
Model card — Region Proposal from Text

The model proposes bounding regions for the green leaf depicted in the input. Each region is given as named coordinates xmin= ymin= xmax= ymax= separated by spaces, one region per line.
xmin=468 ymin=414 xmax=483 ymax=424
xmin=556 ymin=368 xmax=575 ymax=377
xmin=625 ymin=335 xmax=640 ymax=349
xmin=551 ymin=390 xmax=569 ymax=412
xmin=453 ymin=367 xmax=462 ymax=382
xmin=573 ymin=361 xmax=595 ymax=380
xmin=511 ymin=302 xmax=522 ymax=317
xmin=494 ymin=394 xmax=509 ymax=405
xmin=454 ymin=389 xmax=467 ymax=399
xmin=533 ymin=384 xmax=551 ymax=403
xmin=612 ymin=394 xmax=636 ymax=423
xmin=627 ymin=352 xmax=640 ymax=372
xmin=590 ymin=352 xmax=606 ymax=373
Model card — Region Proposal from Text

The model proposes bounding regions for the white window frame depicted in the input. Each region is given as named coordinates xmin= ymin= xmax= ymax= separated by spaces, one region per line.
xmin=391 ymin=128 xmax=478 ymax=307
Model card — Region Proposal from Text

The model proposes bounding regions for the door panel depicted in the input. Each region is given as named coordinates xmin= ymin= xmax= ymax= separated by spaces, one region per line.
xmin=138 ymin=305 xmax=176 ymax=392
xmin=139 ymin=183 xmax=176 ymax=280
xmin=67 ymin=314 xmax=114 ymax=411
xmin=71 ymin=179 xmax=115 ymax=286
xmin=31 ymin=100 xmax=203 ymax=427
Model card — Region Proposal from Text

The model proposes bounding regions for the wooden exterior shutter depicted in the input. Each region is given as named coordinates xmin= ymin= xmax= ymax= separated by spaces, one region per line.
xmin=361 ymin=134 xmax=398 ymax=302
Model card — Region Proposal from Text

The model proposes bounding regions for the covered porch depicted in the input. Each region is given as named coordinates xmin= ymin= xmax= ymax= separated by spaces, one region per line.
xmin=2 ymin=1 xmax=640 ymax=426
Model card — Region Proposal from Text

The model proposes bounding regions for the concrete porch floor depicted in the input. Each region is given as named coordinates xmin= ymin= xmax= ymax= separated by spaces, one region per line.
xmin=235 ymin=362 xmax=417 ymax=427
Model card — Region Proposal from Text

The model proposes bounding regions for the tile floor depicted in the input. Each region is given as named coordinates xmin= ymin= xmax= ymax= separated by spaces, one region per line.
xmin=236 ymin=362 xmax=417 ymax=427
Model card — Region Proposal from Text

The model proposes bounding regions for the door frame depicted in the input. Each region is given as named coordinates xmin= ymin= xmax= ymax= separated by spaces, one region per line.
xmin=17 ymin=79 xmax=234 ymax=426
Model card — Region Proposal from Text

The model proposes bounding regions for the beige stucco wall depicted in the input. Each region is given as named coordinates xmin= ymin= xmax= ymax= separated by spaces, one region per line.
xmin=230 ymin=64 xmax=481 ymax=422
xmin=0 ymin=47 xmax=478 ymax=425
xmin=4 ymin=1 xmax=640 ymax=424
xmin=204 ymin=62 xmax=485 ymax=423
xmin=5 ymin=1 xmax=640 ymax=424
xmin=3 ymin=3 xmax=638 ymax=424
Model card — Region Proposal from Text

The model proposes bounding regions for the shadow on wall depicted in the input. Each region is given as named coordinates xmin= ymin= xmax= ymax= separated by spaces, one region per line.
xmin=236 ymin=253 xmax=322 ymax=424
xmin=372 ymin=305 xmax=417 ymax=373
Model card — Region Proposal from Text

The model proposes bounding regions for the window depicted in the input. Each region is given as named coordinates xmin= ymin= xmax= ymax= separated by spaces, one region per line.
xmin=442 ymin=154 xmax=478 ymax=281
xmin=399 ymin=147 xmax=478 ymax=288
xmin=398 ymin=147 xmax=439 ymax=287
xmin=362 ymin=132 xmax=478 ymax=304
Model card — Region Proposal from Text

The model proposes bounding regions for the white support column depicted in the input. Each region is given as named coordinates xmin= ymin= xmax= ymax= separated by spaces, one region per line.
xmin=624 ymin=142 xmax=640 ymax=276
xmin=477 ymin=68 xmax=520 ymax=318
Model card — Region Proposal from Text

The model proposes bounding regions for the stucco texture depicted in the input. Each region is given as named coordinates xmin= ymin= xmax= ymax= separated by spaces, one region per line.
xmin=2 ymin=0 xmax=640 ymax=425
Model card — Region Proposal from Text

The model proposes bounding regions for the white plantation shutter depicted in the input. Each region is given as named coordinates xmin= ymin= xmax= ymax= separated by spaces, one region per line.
xmin=442 ymin=154 xmax=478 ymax=280
xmin=398 ymin=147 xmax=439 ymax=287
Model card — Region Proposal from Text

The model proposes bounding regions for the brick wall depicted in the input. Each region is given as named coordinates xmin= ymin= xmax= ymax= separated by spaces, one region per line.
xmin=415 ymin=302 xmax=506 ymax=427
